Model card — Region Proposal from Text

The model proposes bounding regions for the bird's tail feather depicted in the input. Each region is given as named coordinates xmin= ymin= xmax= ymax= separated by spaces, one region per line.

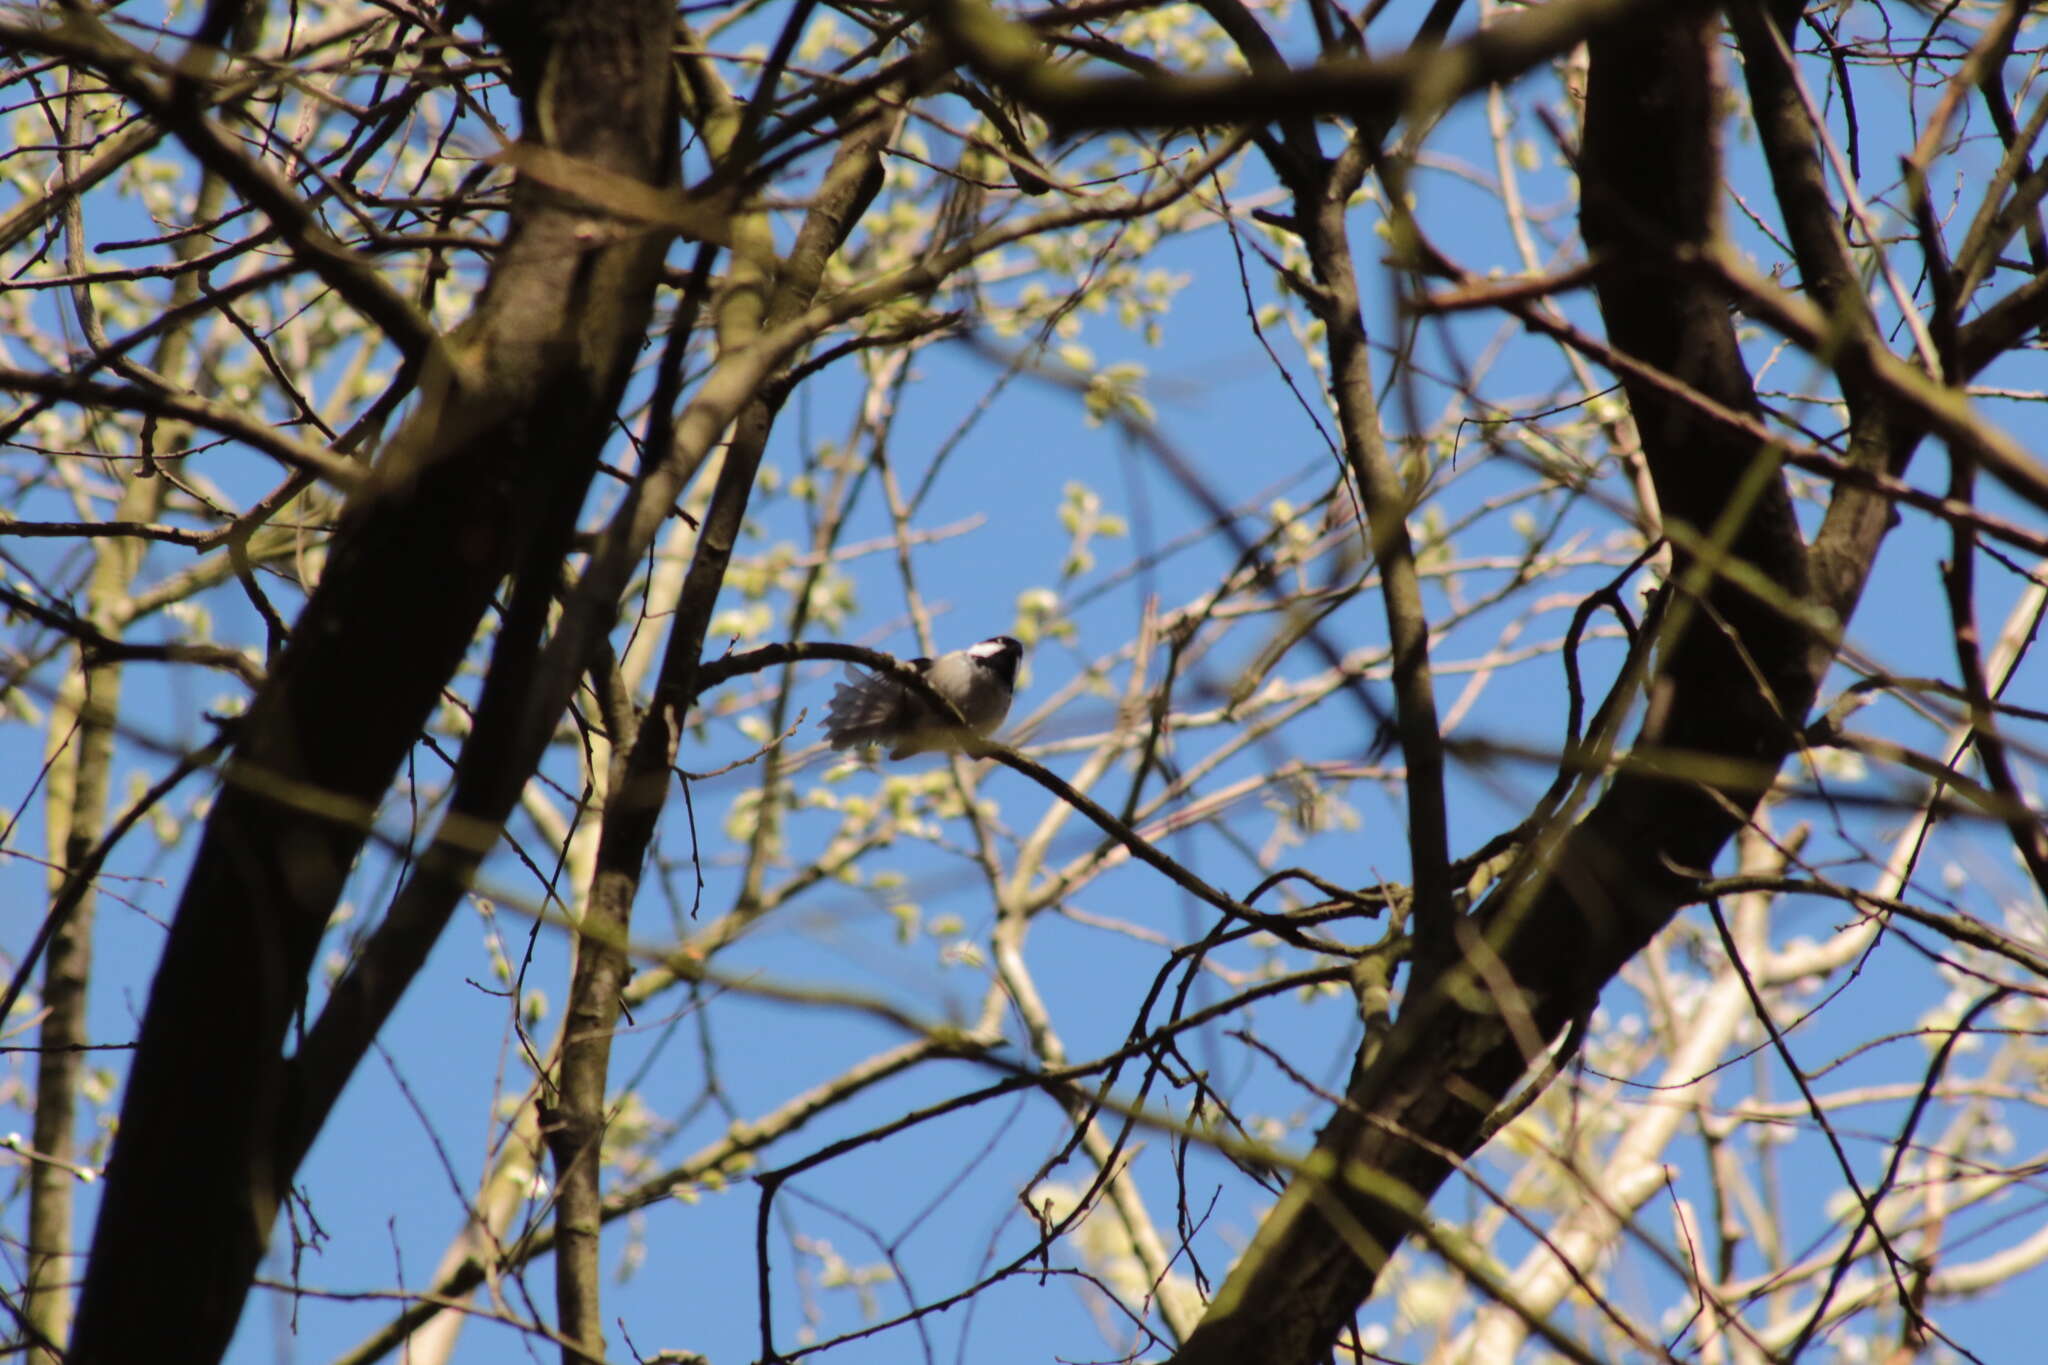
xmin=822 ymin=676 xmax=915 ymax=751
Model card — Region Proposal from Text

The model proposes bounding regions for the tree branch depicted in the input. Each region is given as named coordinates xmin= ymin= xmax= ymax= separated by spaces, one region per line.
xmin=941 ymin=0 xmax=1710 ymax=132
xmin=68 ymin=1 xmax=681 ymax=1356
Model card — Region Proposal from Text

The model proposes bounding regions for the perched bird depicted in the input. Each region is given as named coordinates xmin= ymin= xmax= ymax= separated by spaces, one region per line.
xmin=821 ymin=636 xmax=1024 ymax=760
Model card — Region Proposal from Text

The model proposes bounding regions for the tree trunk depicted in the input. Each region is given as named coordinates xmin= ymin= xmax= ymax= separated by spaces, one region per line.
xmin=1172 ymin=12 xmax=1890 ymax=1361
xmin=67 ymin=3 xmax=677 ymax=1359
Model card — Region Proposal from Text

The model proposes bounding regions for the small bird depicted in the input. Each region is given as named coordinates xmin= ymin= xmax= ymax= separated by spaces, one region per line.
xmin=821 ymin=636 xmax=1024 ymax=760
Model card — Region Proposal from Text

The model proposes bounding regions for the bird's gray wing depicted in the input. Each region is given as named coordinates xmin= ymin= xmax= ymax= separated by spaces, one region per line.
xmin=820 ymin=661 xmax=931 ymax=751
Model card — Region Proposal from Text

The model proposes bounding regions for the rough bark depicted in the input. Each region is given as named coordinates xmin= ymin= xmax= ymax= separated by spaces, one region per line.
xmin=67 ymin=3 xmax=677 ymax=1359
xmin=1171 ymin=12 xmax=1891 ymax=1363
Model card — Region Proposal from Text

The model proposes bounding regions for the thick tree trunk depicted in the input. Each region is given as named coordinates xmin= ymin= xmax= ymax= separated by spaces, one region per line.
xmin=67 ymin=4 xmax=677 ymax=1360
xmin=1173 ymin=13 xmax=1888 ymax=1363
